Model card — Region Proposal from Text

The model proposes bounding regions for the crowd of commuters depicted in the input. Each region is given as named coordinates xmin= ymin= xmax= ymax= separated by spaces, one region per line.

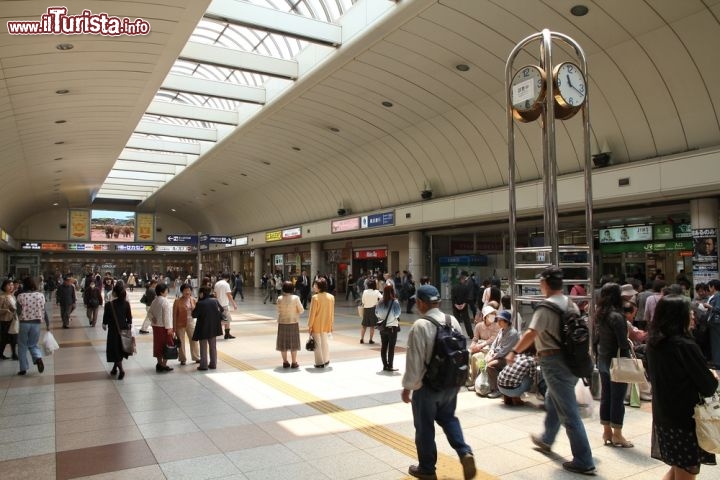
xmin=2 ymin=262 xmax=719 ymax=479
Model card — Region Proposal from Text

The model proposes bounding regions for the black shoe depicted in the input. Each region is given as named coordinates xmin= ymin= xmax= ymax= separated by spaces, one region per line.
xmin=368 ymin=339 xmax=375 ymax=344
xmin=117 ymin=371 xmax=125 ymax=380
xmin=208 ymin=364 xmax=216 ymax=369
xmin=460 ymin=452 xmax=476 ymax=480
xmin=17 ymin=370 xmax=26 ymax=376
xmin=283 ymin=361 xmax=290 ymax=368
xmin=62 ymin=325 xmax=69 ymax=329
xmin=139 ymin=330 xmax=150 ymax=334
xmin=562 ymin=461 xmax=596 ymax=475
xmin=387 ymin=367 xmax=398 ymax=372
xmin=111 ymin=366 xmax=118 ymax=375
xmin=314 ymin=364 xmax=325 ymax=368
xmin=324 ymin=361 xmax=330 ymax=366
xmin=35 ymin=358 xmax=44 ymax=373
xmin=408 ymin=465 xmax=437 ymax=479
xmin=155 ymin=364 xmax=163 ymax=372
xmin=197 ymin=366 xmax=208 ymax=371
xmin=162 ymin=366 xmax=173 ymax=371
xmin=12 ymin=354 xmax=18 ymax=360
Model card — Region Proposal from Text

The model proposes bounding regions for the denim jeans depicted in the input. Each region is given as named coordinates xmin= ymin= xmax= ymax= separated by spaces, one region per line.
xmin=539 ymin=353 xmax=594 ymax=469
xmin=411 ymin=385 xmax=472 ymax=473
xmin=498 ymin=375 xmax=533 ymax=398
xmin=17 ymin=321 xmax=42 ymax=372
xmin=597 ymin=355 xmax=628 ymax=427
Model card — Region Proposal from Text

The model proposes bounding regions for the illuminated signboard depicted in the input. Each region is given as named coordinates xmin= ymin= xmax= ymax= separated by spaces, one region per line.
xmin=233 ymin=237 xmax=248 ymax=246
xmin=282 ymin=227 xmax=302 ymax=240
xmin=361 ymin=211 xmax=395 ymax=229
xmin=42 ymin=243 xmax=65 ymax=251
xmin=599 ymin=226 xmax=652 ymax=244
xmin=155 ymin=245 xmax=193 ymax=252
xmin=67 ymin=243 xmax=109 ymax=251
xmin=21 ymin=242 xmax=41 ymax=250
xmin=207 ymin=235 xmax=232 ymax=244
xmin=266 ymin=230 xmax=282 ymax=242
xmin=116 ymin=244 xmax=154 ymax=252
xmin=332 ymin=217 xmax=360 ymax=233
xmin=354 ymin=249 xmax=387 ymax=259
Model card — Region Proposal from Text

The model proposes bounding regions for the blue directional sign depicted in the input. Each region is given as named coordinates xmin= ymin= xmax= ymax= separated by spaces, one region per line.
xmin=166 ymin=234 xmax=198 ymax=244
xmin=361 ymin=211 xmax=395 ymax=229
xmin=207 ymin=236 xmax=232 ymax=244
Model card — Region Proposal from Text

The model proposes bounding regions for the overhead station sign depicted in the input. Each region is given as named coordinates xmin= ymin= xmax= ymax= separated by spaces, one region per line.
xmin=361 ymin=211 xmax=394 ymax=229
xmin=166 ymin=234 xmax=198 ymax=244
xmin=116 ymin=244 xmax=154 ymax=252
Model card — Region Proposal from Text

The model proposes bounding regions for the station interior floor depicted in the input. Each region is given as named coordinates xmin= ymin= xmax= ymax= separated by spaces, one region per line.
xmin=0 ymin=288 xmax=714 ymax=480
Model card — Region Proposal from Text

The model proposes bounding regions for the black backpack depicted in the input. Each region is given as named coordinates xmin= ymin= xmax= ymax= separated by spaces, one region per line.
xmin=537 ymin=299 xmax=594 ymax=379
xmin=422 ymin=315 xmax=470 ymax=391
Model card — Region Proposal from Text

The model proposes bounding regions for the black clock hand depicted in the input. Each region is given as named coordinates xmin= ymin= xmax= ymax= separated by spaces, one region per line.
xmin=566 ymin=74 xmax=583 ymax=95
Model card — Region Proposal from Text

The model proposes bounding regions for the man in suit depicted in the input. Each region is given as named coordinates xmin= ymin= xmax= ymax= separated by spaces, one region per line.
xmin=297 ymin=270 xmax=311 ymax=309
xmin=451 ymin=271 xmax=473 ymax=337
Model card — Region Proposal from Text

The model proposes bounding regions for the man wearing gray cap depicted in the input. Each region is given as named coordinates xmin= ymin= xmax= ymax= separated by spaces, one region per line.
xmin=402 ymin=284 xmax=476 ymax=480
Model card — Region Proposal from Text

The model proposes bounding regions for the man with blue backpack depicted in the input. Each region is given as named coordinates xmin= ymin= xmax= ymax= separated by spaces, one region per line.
xmin=506 ymin=266 xmax=596 ymax=475
xmin=401 ymin=284 xmax=476 ymax=480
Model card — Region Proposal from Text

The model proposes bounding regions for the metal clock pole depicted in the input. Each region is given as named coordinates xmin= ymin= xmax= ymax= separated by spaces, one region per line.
xmin=505 ymin=29 xmax=594 ymax=328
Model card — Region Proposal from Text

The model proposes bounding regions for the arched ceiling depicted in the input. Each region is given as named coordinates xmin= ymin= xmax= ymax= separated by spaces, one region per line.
xmin=2 ymin=0 xmax=719 ymax=238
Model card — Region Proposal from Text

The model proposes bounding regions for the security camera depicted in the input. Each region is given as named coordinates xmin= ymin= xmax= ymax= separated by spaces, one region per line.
xmin=337 ymin=208 xmax=347 ymax=216
xmin=420 ymin=190 xmax=432 ymax=200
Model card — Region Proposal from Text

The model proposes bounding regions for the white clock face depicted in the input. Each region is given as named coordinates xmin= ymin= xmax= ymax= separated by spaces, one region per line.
xmin=555 ymin=63 xmax=585 ymax=108
xmin=511 ymin=66 xmax=544 ymax=112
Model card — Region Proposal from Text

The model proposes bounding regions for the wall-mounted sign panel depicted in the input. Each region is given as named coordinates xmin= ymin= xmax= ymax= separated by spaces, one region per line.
xmin=332 ymin=217 xmax=359 ymax=233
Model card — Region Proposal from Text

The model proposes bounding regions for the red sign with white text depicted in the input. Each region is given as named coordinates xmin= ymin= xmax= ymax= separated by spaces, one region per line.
xmin=354 ymin=249 xmax=387 ymax=259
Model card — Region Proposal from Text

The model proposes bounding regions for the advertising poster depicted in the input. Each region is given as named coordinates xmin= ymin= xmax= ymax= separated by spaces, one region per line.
xmin=692 ymin=228 xmax=718 ymax=286
xmin=68 ymin=209 xmax=90 ymax=241
xmin=135 ymin=213 xmax=154 ymax=242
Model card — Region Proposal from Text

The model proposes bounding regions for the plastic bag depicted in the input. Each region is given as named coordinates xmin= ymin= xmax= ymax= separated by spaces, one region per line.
xmin=475 ymin=369 xmax=491 ymax=396
xmin=42 ymin=331 xmax=60 ymax=356
xmin=575 ymin=378 xmax=594 ymax=418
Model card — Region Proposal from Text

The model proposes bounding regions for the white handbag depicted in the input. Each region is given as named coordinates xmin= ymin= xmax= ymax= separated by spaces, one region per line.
xmin=609 ymin=348 xmax=646 ymax=384
xmin=694 ymin=393 xmax=720 ymax=454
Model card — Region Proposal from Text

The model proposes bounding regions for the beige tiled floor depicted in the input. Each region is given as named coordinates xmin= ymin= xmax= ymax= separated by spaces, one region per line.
xmin=0 ymin=289 xmax=717 ymax=479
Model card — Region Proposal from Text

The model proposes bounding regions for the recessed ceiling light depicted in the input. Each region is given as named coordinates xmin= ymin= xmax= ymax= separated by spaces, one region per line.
xmin=54 ymin=141 xmax=64 ymax=145
xmin=52 ymin=202 xmax=59 ymax=206
xmin=292 ymin=146 xmax=301 ymax=151
xmin=55 ymin=89 xmax=69 ymax=95
xmin=455 ymin=64 xmax=470 ymax=72
xmin=570 ymin=5 xmax=589 ymax=16
xmin=262 ymin=161 xmax=271 ymax=165
xmin=56 ymin=43 xmax=74 ymax=50
xmin=329 ymin=127 xmax=340 ymax=132
xmin=170 ymin=208 xmax=176 ymax=212
xmin=55 ymin=120 xmax=66 ymax=124
xmin=382 ymin=101 xmax=393 ymax=108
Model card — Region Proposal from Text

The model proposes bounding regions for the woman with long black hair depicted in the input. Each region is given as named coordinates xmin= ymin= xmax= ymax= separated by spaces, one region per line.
xmin=102 ymin=282 xmax=131 ymax=379
xmin=596 ymin=282 xmax=633 ymax=447
xmin=375 ymin=283 xmax=401 ymax=372
xmin=647 ymin=295 xmax=718 ymax=479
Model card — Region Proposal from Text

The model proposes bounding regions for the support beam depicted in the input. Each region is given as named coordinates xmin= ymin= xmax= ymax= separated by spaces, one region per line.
xmin=180 ymin=41 xmax=298 ymax=79
xmin=205 ymin=0 xmax=342 ymax=46
xmin=146 ymin=100 xmax=240 ymax=125
xmin=162 ymin=74 xmax=265 ymax=104
xmin=113 ymin=160 xmax=185 ymax=175
xmin=118 ymin=149 xmax=196 ymax=166
xmin=126 ymin=137 xmax=201 ymax=155
xmin=107 ymin=171 xmax=174 ymax=182
xmin=135 ymin=121 xmax=218 ymax=141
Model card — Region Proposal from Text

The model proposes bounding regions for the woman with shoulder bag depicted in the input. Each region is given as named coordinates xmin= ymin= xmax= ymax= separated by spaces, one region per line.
xmin=149 ymin=283 xmax=174 ymax=372
xmin=597 ymin=283 xmax=634 ymax=448
xmin=360 ymin=279 xmax=382 ymax=344
xmin=172 ymin=284 xmax=199 ymax=365
xmin=375 ymin=283 xmax=401 ymax=372
xmin=102 ymin=283 xmax=132 ymax=379
xmin=0 ymin=279 xmax=18 ymax=360
xmin=647 ymin=295 xmax=719 ymax=479
xmin=15 ymin=277 xmax=46 ymax=375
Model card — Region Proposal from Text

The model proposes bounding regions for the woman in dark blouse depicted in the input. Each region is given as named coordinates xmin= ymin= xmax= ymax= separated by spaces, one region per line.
xmin=647 ymin=295 xmax=718 ymax=479
xmin=596 ymin=282 xmax=633 ymax=447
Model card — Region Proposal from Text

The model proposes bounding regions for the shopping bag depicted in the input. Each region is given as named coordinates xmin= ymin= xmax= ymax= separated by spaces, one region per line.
xmin=694 ymin=394 xmax=720 ymax=454
xmin=575 ymin=378 xmax=594 ymax=419
xmin=42 ymin=331 xmax=60 ymax=356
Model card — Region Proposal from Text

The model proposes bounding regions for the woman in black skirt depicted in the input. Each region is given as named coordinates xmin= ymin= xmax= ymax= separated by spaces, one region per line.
xmin=647 ymin=295 xmax=718 ymax=479
xmin=276 ymin=281 xmax=303 ymax=368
